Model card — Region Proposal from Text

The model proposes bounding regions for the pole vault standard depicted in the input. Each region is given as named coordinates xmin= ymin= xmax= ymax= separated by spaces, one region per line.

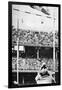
xmin=17 ymin=17 xmax=19 ymax=84
xmin=13 ymin=9 xmax=25 ymax=85
xmin=13 ymin=16 xmax=19 ymax=85
xmin=53 ymin=7 xmax=56 ymax=83
xmin=13 ymin=8 xmax=20 ymax=84
xmin=12 ymin=8 xmax=21 ymax=85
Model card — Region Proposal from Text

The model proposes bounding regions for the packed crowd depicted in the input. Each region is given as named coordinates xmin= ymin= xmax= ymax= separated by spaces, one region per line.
xmin=12 ymin=57 xmax=58 ymax=72
xmin=12 ymin=28 xmax=58 ymax=47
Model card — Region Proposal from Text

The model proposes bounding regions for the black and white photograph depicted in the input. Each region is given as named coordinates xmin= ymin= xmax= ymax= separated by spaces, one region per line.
xmin=8 ymin=1 xmax=60 ymax=88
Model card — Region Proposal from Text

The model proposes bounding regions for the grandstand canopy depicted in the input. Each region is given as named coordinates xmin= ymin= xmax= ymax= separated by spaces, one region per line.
xmin=12 ymin=5 xmax=58 ymax=33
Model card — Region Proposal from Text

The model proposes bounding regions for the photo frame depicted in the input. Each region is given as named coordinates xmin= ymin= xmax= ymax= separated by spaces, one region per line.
xmin=8 ymin=1 xmax=61 ymax=88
